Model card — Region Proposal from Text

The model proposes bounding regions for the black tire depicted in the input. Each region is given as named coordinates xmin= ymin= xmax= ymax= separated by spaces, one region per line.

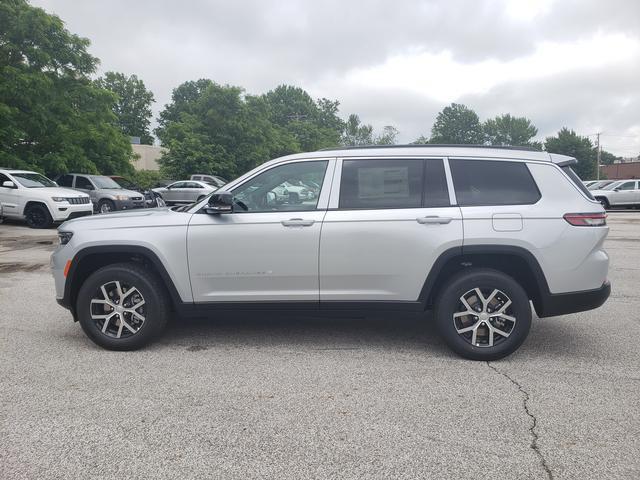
xmin=25 ymin=203 xmax=53 ymax=229
xmin=434 ymin=268 xmax=532 ymax=361
xmin=596 ymin=197 xmax=609 ymax=209
xmin=76 ymin=263 xmax=170 ymax=350
xmin=98 ymin=199 xmax=116 ymax=214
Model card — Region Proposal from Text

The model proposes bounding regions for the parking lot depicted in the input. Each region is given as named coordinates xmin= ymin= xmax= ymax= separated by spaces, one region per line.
xmin=1 ymin=213 xmax=639 ymax=480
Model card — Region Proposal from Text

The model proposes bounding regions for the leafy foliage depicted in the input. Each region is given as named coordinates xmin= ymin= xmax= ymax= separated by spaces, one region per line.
xmin=96 ymin=71 xmax=155 ymax=145
xmin=483 ymin=114 xmax=538 ymax=147
xmin=544 ymin=128 xmax=596 ymax=178
xmin=262 ymin=85 xmax=343 ymax=151
xmin=130 ymin=169 xmax=165 ymax=189
xmin=430 ymin=103 xmax=483 ymax=144
xmin=0 ymin=0 xmax=134 ymax=177
xmin=156 ymin=80 xmax=297 ymax=180
xmin=341 ymin=114 xmax=374 ymax=146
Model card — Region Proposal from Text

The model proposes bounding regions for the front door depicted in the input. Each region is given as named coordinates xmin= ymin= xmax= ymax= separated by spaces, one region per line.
xmin=0 ymin=173 xmax=20 ymax=218
xmin=187 ymin=159 xmax=333 ymax=302
xmin=611 ymin=180 xmax=639 ymax=205
xmin=319 ymin=158 xmax=463 ymax=303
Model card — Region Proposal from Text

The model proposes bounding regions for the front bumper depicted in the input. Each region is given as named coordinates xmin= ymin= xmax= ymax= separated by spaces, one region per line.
xmin=536 ymin=281 xmax=611 ymax=318
xmin=51 ymin=203 xmax=93 ymax=222
xmin=113 ymin=198 xmax=146 ymax=210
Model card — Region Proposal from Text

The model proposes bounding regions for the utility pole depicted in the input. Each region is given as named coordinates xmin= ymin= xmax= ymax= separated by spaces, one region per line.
xmin=596 ymin=132 xmax=601 ymax=180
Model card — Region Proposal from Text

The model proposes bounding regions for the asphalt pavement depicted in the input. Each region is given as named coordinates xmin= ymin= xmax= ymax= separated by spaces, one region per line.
xmin=0 ymin=213 xmax=639 ymax=479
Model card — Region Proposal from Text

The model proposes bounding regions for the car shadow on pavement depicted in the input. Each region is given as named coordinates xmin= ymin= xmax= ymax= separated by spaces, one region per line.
xmin=160 ymin=312 xmax=455 ymax=356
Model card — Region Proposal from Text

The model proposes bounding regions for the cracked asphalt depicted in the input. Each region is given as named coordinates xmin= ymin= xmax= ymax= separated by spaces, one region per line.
xmin=1 ymin=213 xmax=639 ymax=479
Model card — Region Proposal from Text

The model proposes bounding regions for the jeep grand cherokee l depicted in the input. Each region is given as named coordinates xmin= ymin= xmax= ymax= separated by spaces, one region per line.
xmin=51 ymin=145 xmax=610 ymax=360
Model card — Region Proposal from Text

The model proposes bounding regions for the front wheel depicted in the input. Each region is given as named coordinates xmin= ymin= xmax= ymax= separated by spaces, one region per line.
xmin=434 ymin=268 xmax=532 ymax=360
xmin=25 ymin=204 xmax=53 ymax=228
xmin=76 ymin=263 xmax=170 ymax=350
xmin=98 ymin=199 xmax=116 ymax=214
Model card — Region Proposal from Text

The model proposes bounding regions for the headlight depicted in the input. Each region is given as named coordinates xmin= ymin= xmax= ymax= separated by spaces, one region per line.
xmin=58 ymin=231 xmax=73 ymax=245
xmin=114 ymin=195 xmax=129 ymax=201
xmin=52 ymin=197 xmax=69 ymax=202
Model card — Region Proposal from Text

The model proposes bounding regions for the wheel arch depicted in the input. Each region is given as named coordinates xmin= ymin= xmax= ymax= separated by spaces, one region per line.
xmin=419 ymin=245 xmax=551 ymax=316
xmin=23 ymin=200 xmax=53 ymax=217
xmin=63 ymin=245 xmax=184 ymax=319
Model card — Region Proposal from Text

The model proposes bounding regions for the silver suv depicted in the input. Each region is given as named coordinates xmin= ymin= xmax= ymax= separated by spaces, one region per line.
xmin=51 ymin=146 xmax=610 ymax=360
xmin=56 ymin=174 xmax=145 ymax=213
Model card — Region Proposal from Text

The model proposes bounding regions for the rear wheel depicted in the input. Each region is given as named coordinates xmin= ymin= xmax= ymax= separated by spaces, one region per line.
xmin=25 ymin=203 xmax=53 ymax=229
xmin=434 ymin=268 xmax=532 ymax=360
xmin=76 ymin=263 xmax=170 ymax=350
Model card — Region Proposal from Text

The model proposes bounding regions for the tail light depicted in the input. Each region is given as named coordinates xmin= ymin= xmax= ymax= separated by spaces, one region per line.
xmin=563 ymin=212 xmax=607 ymax=227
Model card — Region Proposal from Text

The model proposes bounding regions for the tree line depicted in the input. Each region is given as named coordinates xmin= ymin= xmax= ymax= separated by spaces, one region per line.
xmin=1 ymin=0 xmax=623 ymax=183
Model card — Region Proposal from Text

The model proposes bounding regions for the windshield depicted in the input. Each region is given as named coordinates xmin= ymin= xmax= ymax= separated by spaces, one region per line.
xmin=92 ymin=176 xmax=122 ymax=189
xmin=12 ymin=172 xmax=57 ymax=188
xmin=113 ymin=178 xmax=137 ymax=190
xmin=602 ymin=181 xmax=623 ymax=191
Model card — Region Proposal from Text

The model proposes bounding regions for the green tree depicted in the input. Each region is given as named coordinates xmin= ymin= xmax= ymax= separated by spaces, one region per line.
xmin=96 ymin=71 xmax=155 ymax=145
xmin=341 ymin=114 xmax=374 ymax=146
xmin=599 ymin=150 xmax=621 ymax=166
xmin=545 ymin=128 xmax=596 ymax=179
xmin=262 ymin=85 xmax=343 ymax=151
xmin=430 ymin=103 xmax=483 ymax=144
xmin=374 ymin=125 xmax=399 ymax=145
xmin=483 ymin=114 xmax=538 ymax=146
xmin=412 ymin=135 xmax=430 ymax=144
xmin=156 ymin=80 xmax=295 ymax=180
xmin=0 ymin=0 xmax=133 ymax=177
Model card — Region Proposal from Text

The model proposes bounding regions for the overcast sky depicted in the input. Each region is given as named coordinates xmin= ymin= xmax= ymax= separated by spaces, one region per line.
xmin=32 ymin=0 xmax=640 ymax=156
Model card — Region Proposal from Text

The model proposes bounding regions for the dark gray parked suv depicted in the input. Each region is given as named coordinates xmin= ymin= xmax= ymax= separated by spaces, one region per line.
xmin=56 ymin=174 xmax=145 ymax=213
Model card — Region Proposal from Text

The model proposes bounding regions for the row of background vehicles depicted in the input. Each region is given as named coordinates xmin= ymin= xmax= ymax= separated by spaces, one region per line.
xmin=0 ymin=168 xmax=321 ymax=228
xmin=583 ymin=178 xmax=640 ymax=209
xmin=0 ymin=169 xmax=226 ymax=228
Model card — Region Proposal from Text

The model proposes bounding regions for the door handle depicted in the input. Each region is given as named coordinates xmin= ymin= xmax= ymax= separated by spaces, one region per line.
xmin=416 ymin=216 xmax=453 ymax=225
xmin=281 ymin=218 xmax=315 ymax=227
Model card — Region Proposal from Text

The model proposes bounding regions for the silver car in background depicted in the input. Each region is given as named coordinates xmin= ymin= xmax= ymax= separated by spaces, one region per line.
xmin=56 ymin=174 xmax=145 ymax=213
xmin=152 ymin=180 xmax=216 ymax=205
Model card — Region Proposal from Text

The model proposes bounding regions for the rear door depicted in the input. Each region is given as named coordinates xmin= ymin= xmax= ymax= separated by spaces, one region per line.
xmin=319 ymin=157 xmax=463 ymax=303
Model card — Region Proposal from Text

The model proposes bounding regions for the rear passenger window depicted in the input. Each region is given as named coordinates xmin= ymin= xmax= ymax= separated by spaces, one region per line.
xmin=450 ymin=159 xmax=541 ymax=206
xmin=340 ymin=159 xmax=424 ymax=209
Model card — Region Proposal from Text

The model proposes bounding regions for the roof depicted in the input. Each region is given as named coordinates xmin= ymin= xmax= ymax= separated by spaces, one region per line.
xmin=267 ymin=144 xmax=576 ymax=165
xmin=0 ymin=168 xmax=39 ymax=174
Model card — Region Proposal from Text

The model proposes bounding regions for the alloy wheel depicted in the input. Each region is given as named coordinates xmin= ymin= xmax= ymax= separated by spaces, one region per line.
xmin=90 ymin=281 xmax=146 ymax=338
xmin=100 ymin=203 xmax=113 ymax=213
xmin=453 ymin=287 xmax=516 ymax=348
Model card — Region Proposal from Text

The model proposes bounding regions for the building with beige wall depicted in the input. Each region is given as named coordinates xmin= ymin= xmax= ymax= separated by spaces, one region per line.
xmin=131 ymin=144 xmax=166 ymax=171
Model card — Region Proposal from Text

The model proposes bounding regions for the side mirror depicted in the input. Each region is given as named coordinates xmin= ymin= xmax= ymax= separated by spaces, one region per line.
xmin=204 ymin=191 xmax=233 ymax=214
xmin=614 ymin=188 xmax=621 ymax=192
xmin=2 ymin=180 xmax=16 ymax=189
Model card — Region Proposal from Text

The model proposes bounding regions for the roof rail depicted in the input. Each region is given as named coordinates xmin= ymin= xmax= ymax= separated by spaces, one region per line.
xmin=317 ymin=144 xmax=541 ymax=152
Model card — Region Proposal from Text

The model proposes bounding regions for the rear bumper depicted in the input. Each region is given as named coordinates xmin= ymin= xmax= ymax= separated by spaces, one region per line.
xmin=536 ymin=281 xmax=611 ymax=318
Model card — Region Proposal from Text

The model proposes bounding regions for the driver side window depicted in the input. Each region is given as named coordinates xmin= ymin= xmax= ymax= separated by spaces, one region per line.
xmin=232 ymin=161 xmax=328 ymax=213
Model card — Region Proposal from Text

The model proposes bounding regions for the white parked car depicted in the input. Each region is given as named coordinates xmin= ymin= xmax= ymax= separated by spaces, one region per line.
xmin=152 ymin=180 xmax=216 ymax=205
xmin=0 ymin=169 xmax=92 ymax=228
xmin=272 ymin=181 xmax=315 ymax=204
xmin=590 ymin=179 xmax=640 ymax=209
xmin=52 ymin=145 xmax=610 ymax=359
